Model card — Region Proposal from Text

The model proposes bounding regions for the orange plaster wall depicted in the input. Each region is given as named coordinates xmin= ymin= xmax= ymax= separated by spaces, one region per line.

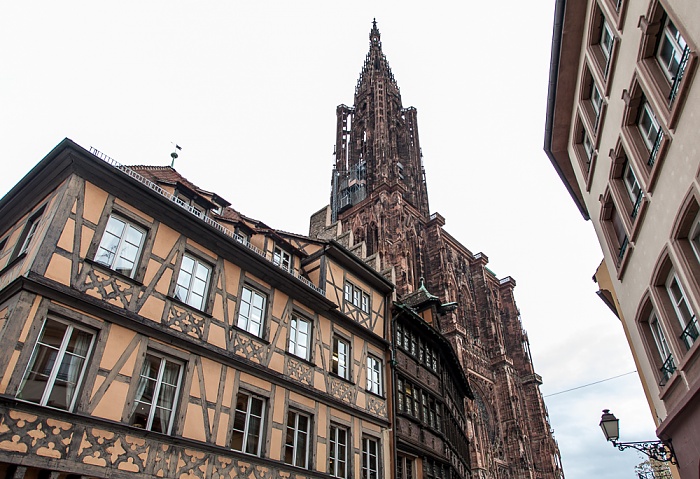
xmin=91 ymin=380 xmax=129 ymax=421
xmin=44 ymin=253 xmax=72 ymax=286
xmin=83 ymin=182 xmax=109 ymax=225
xmin=99 ymin=326 xmax=138 ymax=372
xmin=151 ymin=223 xmax=179 ymax=260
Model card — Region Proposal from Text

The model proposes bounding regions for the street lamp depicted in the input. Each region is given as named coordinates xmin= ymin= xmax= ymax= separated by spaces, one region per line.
xmin=599 ymin=409 xmax=677 ymax=465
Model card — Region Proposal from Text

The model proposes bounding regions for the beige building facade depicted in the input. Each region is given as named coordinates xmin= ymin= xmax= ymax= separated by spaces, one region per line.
xmin=545 ymin=0 xmax=699 ymax=475
xmin=0 ymin=140 xmax=394 ymax=479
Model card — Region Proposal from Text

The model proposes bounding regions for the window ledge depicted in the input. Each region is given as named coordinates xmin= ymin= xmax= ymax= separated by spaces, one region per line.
xmin=287 ymin=353 xmax=315 ymax=368
xmin=0 ymin=252 xmax=26 ymax=276
xmin=365 ymin=389 xmax=386 ymax=400
xmin=231 ymin=324 xmax=270 ymax=345
xmin=329 ymin=372 xmax=354 ymax=385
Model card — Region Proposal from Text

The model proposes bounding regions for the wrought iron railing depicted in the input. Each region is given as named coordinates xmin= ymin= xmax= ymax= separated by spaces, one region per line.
xmin=668 ymin=45 xmax=690 ymax=109
xmin=631 ymin=191 xmax=644 ymax=219
xmin=680 ymin=316 xmax=699 ymax=350
xmin=647 ymin=130 xmax=664 ymax=168
xmin=659 ymin=354 xmax=676 ymax=386
xmin=89 ymin=147 xmax=325 ymax=295
xmin=617 ymin=236 xmax=629 ymax=265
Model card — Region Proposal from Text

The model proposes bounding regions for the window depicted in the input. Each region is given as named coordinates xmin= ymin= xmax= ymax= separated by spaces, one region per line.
xmin=638 ymin=100 xmax=662 ymax=153
xmin=329 ymin=425 xmax=348 ymax=478
xmin=649 ymin=311 xmax=676 ymax=384
xmin=237 ymin=286 xmax=266 ymax=337
xmin=11 ymin=206 xmax=45 ymax=260
xmin=657 ymin=17 xmax=688 ymax=83
xmin=690 ymin=214 xmax=700 ymax=263
xmin=582 ymin=127 xmax=595 ymax=163
xmin=16 ymin=318 xmax=94 ymax=411
xmin=174 ymin=253 xmax=211 ymax=310
xmin=288 ymin=316 xmax=311 ymax=360
xmin=332 ymin=336 xmax=349 ymax=379
xmin=362 ymin=437 xmax=379 ymax=479
xmin=366 ymin=355 xmax=382 ymax=395
xmin=128 ymin=352 xmax=183 ymax=434
xmin=273 ymin=247 xmax=292 ymax=272
xmin=345 ymin=281 xmax=370 ymax=313
xmin=94 ymin=215 xmax=146 ymax=278
xmin=666 ymin=272 xmax=699 ymax=350
xmin=590 ymin=78 xmax=604 ymax=126
xmin=231 ymin=392 xmax=265 ymax=456
xmin=284 ymin=410 xmax=310 ymax=468
xmin=599 ymin=16 xmax=614 ymax=64
xmin=397 ymin=455 xmax=414 ymax=479
xmin=622 ymin=161 xmax=643 ymax=218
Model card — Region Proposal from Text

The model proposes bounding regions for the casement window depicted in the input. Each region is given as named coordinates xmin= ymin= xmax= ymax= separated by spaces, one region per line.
xmin=284 ymin=410 xmax=311 ymax=468
xmin=16 ymin=318 xmax=94 ymax=411
xmin=128 ymin=352 xmax=183 ymax=434
xmin=332 ymin=336 xmax=349 ymax=379
xmin=11 ymin=206 xmax=45 ymax=260
xmin=396 ymin=455 xmax=414 ymax=479
xmin=94 ymin=215 xmax=146 ymax=278
xmin=590 ymin=79 xmax=604 ymax=126
xmin=690 ymin=214 xmax=700 ymax=263
xmin=237 ymin=286 xmax=266 ymax=337
xmin=622 ymin=161 xmax=643 ymax=216
xmin=582 ymin=127 xmax=595 ymax=164
xmin=599 ymin=16 xmax=614 ymax=64
xmin=638 ymin=100 xmax=662 ymax=154
xmin=366 ymin=355 xmax=382 ymax=395
xmin=361 ymin=437 xmax=379 ymax=479
xmin=657 ymin=17 xmax=689 ymax=83
xmin=174 ymin=253 xmax=212 ymax=310
xmin=649 ymin=311 xmax=676 ymax=384
xmin=231 ymin=392 xmax=265 ymax=456
xmin=329 ymin=424 xmax=348 ymax=478
xmin=424 ymin=459 xmax=448 ymax=479
xmin=273 ymin=247 xmax=292 ymax=272
xmin=345 ymin=281 xmax=370 ymax=313
xmin=666 ymin=271 xmax=699 ymax=350
xmin=288 ymin=315 xmax=311 ymax=360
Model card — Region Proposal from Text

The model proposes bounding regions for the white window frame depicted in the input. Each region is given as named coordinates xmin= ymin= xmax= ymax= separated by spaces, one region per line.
xmin=174 ymin=253 xmax=212 ymax=310
xmin=397 ymin=454 xmax=414 ymax=479
xmin=666 ymin=272 xmax=698 ymax=349
xmin=366 ymin=355 xmax=382 ymax=395
xmin=332 ymin=336 xmax=350 ymax=379
xmin=285 ymin=410 xmax=311 ymax=468
xmin=690 ymin=213 xmax=700 ymax=263
xmin=128 ymin=351 xmax=183 ymax=434
xmin=346 ymin=281 xmax=370 ymax=313
xmin=94 ymin=214 xmax=146 ymax=278
xmin=581 ymin=127 xmax=594 ymax=163
xmin=623 ymin=161 xmax=642 ymax=205
xmin=657 ymin=16 xmax=688 ymax=82
xmin=649 ymin=312 xmax=673 ymax=364
xmin=590 ymin=79 xmax=603 ymax=121
xmin=237 ymin=286 xmax=266 ymax=337
xmin=273 ymin=247 xmax=292 ymax=272
xmin=600 ymin=16 xmax=614 ymax=61
xmin=288 ymin=315 xmax=311 ymax=360
xmin=12 ymin=206 xmax=45 ymax=259
xmin=329 ymin=424 xmax=348 ymax=478
xmin=638 ymin=101 xmax=661 ymax=151
xmin=231 ymin=391 xmax=266 ymax=456
xmin=362 ymin=436 xmax=379 ymax=479
xmin=16 ymin=318 xmax=95 ymax=411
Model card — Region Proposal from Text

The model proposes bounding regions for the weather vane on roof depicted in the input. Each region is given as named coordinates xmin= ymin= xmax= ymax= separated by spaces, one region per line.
xmin=170 ymin=143 xmax=182 ymax=167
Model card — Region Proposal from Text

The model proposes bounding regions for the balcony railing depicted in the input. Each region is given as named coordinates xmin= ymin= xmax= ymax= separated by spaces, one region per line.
xmin=668 ymin=45 xmax=690 ymax=109
xmin=617 ymin=236 xmax=629 ymax=266
xmin=631 ymin=191 xmax=644 ymax=219
xmin=659 ymin=354 xmax=676 ymax=386
xmin=90 ymin=147 xmax=325 ymax=296
xmin=680 ymin=316 xmax=699 ymax=350
xmin=647 ymin=130 xmax=664 ymax=168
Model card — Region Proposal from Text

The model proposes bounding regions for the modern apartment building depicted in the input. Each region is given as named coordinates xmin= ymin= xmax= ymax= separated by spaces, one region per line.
xmin=545 ymin=0 xmax=699 ymax=474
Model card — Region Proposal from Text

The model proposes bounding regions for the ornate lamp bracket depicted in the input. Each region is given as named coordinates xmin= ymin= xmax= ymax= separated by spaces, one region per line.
xmin=612 ymin=440 xmax=677 ymax=465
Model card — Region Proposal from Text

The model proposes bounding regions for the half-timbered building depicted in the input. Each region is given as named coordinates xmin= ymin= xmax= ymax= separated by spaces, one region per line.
xmin=0 ymin=139 xmax=394 ymax=479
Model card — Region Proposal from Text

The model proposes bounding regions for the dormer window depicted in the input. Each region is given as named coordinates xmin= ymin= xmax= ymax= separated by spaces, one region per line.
xmin=273 ymin=247 xmax=292 ymax=272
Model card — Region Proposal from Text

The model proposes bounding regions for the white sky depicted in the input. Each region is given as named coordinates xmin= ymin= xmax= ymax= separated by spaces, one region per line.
xmin=0 ymin=2 xmax=658 ymax=477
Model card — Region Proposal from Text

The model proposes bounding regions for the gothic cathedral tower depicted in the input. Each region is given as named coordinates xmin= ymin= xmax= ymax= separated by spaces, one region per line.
xmin=319 ymin=21 xmax=565 ymax=479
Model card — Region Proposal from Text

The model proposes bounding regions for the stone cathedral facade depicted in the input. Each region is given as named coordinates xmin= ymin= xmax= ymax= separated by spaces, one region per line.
xmin=311 ymin=22 xmax=564 ymax=479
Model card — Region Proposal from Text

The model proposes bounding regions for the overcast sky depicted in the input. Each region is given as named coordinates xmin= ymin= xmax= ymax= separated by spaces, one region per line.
xmin=1 ymin=2 xmax=659 ymax=477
